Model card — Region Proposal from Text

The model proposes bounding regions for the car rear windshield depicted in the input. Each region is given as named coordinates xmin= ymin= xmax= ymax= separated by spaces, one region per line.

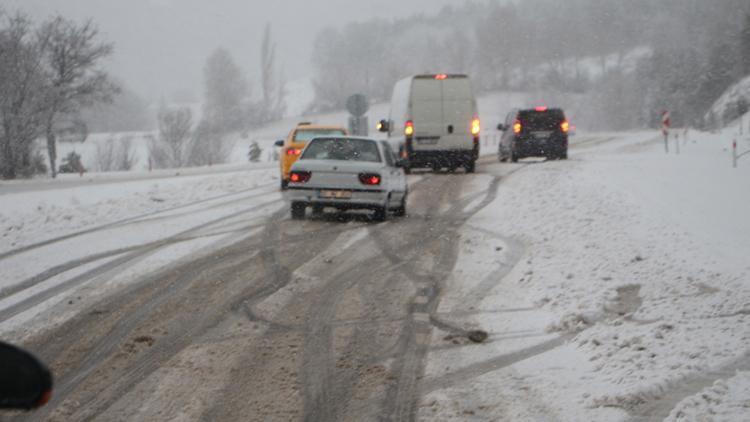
xmin=301 ymin=138 xmax=382 ymax=163
xmin=293 ymin=129 xmax=346 ymax=142
xmin=518 ymin=110 xmax=566 ymax=131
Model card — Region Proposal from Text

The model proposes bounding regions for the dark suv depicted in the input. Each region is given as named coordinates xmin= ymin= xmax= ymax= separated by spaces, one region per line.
xmin=497 ymin=107 xmax=569 ymax=162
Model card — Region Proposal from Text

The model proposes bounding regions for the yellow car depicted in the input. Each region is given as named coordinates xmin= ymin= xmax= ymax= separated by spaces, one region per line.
xmin=275 ymin=123 xmax=348 ymax=189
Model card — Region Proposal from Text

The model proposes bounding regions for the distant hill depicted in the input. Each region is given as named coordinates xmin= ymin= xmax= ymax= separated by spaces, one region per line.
xmin=707 ymin=75 xmax=750 ymax=127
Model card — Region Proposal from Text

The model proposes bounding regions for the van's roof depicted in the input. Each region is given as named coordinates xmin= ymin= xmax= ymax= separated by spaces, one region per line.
xmin=413 ymin=74 xmax=468 ymax=79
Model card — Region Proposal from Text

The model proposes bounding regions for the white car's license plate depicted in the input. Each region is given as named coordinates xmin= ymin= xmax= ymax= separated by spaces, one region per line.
xmin=320 ymin=190 xmax=352 ymax=199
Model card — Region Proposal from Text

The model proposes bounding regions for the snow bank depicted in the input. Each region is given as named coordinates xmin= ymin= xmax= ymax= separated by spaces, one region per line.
xmin=666 ymin=372 xmax=750 ymax=421
xmin=453 ymin=126 xmax=750 ymax=417
xmin=0 ymin=167 xmax=277 ymax=254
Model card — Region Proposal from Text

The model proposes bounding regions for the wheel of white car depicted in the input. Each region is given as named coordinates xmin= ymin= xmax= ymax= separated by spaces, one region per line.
xmin=373 ymin=206 xmax=388 ymax=222
xmin=291 ymin=202 xmax=306 ymax=220
xmin=393 ymin=194 xmax=407 ymax=217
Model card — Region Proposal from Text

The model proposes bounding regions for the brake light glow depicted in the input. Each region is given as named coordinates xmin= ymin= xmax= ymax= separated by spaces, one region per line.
xmin=513 ymin=121 xmax=522 ymax=134
xmin=289 ymin=171 xmax=311 ymax=183
xmin=535 ymin=106 xmax=548 ymax=112
xmin=286 ymin=148 xmax=302 ymax=156
xmin=561 ymin=120 xmax=570 ymax=133
xmin=471 ymin=118 xmax=481 ymax=136
xmin=404 ymin=120 xmax=414 ymax=136
xmin=359 ymin=173 xmax=381 ymax=186
xmin=435 ymin=74 xmax=448 ymax=80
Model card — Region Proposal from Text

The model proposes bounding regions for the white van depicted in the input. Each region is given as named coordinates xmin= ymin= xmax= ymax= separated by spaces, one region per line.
xmin=378 ymin=74 xmax=480 ymax=173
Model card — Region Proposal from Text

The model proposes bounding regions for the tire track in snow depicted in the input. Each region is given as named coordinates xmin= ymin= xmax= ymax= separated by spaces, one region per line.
xmin=25 ymin=207 xmax=363 ymax=421
xmin=0 ymin=181 xmax=277 ymax=261
xmin=0 ymin=197 xmax=283 ymax=325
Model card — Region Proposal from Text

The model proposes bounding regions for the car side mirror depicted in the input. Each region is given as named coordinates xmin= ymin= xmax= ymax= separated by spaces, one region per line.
xmin=394 ymin=158 xmax=407 ymax=168
xmin=377 ymin=119 xmax=390 ymax=133
xmin=274 ymin=140 xmax=284 ymax=147
xmin=0 ymin=341 xmax=53 ymax=410
xmin=497 ymin=123 xmax=507 ymax=131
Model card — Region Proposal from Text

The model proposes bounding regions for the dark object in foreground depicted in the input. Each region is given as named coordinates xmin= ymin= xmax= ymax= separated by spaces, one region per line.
xmin=0 ymin=341 xmax=53 ymax=410
xmin=467 ymin=330 xmax=489 ymax=343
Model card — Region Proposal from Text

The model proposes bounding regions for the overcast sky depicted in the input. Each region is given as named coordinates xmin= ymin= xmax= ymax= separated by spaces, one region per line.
xmin=5 ymin=0 xmax=464 ymax=101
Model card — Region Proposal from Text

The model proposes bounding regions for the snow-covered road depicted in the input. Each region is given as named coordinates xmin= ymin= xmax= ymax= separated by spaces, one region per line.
xmin=0 ymin=127 xmax=748 ymax=421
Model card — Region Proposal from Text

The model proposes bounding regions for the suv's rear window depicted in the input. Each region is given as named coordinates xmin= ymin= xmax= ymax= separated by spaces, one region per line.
xmin=518 ymin=110 xmax=565 ymax=131
xmin=293 ymin=129 xmax=346 ymax=142
xmin=301 ymin=138 xmax=382 ymax=163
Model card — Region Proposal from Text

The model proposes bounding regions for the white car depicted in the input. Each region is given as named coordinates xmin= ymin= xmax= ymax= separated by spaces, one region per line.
xmin=286 ymin=136 xmax=408 ymax=221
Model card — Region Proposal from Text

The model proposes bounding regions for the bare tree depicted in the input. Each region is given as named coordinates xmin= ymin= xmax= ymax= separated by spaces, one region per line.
xmin=0 ymin=12 xmax=48 ymax=179
xmin=259 ymin=23 xmax=286 ymax=124
xmin=116 ymin=136 xmax=137 ymax=171
xmin=93 ymin=137 xmax=115 ymax=171
xmin=203 ymin=48 xmax=248 ymax=134
xmin=37 ymin=15 xmax=118 ymax=178
xmin=157 ymin=106 xmax=192 ymax=168
xmin=146 ymin=134 xmax=170 ymax=170
xmin=93 ymin=135 xmax=137 ymax=172
xmin=187 ymin=121 xmax=234 ymax=167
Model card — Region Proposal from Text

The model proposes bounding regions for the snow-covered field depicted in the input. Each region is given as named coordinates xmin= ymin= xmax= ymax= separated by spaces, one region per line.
xmin=423 ymin=122 xmax=750 ymax=420
xmin=0 ymin=164 xmax=278 ymax=255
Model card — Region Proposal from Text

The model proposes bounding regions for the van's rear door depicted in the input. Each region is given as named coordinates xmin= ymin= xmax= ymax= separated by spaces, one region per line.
xmin=411 ymin=78 xmax=444 ymax=149
xmin=440 ymin=77 xmax=476 ymax=151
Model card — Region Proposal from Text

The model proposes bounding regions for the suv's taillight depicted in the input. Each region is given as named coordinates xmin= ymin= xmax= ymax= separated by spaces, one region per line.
xmin=561 ymin=120 xmax=569 ymax=133
xmin=405 ymin=120 xmax=414 ymax=137
xmin=358 ymin=173 xmax=381 ymax=186
xmin=513 ymin=121 xmax=522 ymax=134
xmin=289 ymin=171 xmax=311 ymax=183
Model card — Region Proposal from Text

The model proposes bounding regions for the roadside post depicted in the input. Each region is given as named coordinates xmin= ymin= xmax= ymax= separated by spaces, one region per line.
xmin=733 ymin=138 xmax=738 ymax=168
xmin=661 ymin=110 xmax=670 ymax=153
xmin=346 ymin=94 xmax=369 ymax=137
xmin=675 ymin=132 xmax=680 ymax=155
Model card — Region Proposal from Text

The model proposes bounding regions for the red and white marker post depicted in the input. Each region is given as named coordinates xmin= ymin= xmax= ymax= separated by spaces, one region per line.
xmin=661 ymin=110 xmax=670 ymax=153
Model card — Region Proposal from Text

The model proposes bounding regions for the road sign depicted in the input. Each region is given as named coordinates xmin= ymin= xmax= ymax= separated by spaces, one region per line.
xmin=346 ymin=94 xmax=369 ymax=117
xmin=661 ymin=110 xmax=670 ymax=136
xmin=662 ymin=110 xmax=670 ymax=153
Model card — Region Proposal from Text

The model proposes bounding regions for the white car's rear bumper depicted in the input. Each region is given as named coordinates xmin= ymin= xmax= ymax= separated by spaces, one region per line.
xmin=286 ymin=187 xmax=387 ymax=209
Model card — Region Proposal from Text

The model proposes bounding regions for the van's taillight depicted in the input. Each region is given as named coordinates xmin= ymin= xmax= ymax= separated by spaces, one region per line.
xmin=535 ymin=106 xmax=548 ymax=112
xmin=513 ymin=121 xmax=522 ymax=134
xmin=359 ymin=173 xmax=381 ymax=186
xmin=561 ymin=121 xmax=570 ymax=133
xmin=404 ymin=120 xmax=414 ymax=136
xmin=289 ymin=171 xmax=311 ymax=183
xmin=471 ymin=118 xmax=481 ymax=136
xmin=286 ymin=148 xmax=302 ymax=156
xmin=435 ymin=74 xmax=448 ymax=80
